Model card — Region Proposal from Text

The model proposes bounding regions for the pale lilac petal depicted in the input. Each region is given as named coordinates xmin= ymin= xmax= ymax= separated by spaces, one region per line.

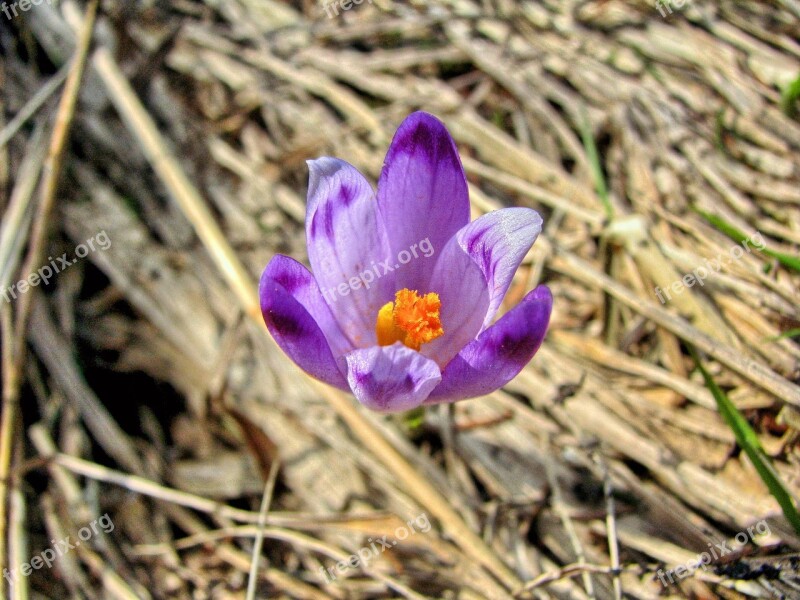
xmin=415 ymin=233 xmax=488 ymax=368
xmin=426 ymin=286 xmax=552 ymax=403
xmin=345 ymin=343 xmax=442 ymax=412
xmin=260 ymin=256 xmax=350 ymax=390
xmin=306 ymin=158 xmax=395 ymax=348
xmin=459 ymin=208 xmax=543 ymax=330
xmin=377 ymin=112 xmax=469 ymax=292
xmin=415 ymin=208 xmax=542 ymax=367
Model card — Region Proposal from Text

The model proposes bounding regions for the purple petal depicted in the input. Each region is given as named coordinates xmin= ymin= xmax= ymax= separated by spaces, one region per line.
xmin=260 ymin=255 xmax=349 ymax=390
xmin=306 ymin=158 xmax=395 ymax=348
xmin=377 ymin=112 xmax=470 ymax=292
xmin=345 ymin=343 xmax=442 ymax=412
xmin=459 ymin=208 xmax=543 ymax=330
xmin=425 ymin=286 xmax=552 ymax=403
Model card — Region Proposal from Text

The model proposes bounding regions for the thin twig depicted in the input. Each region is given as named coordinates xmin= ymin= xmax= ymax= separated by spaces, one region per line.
xmin=593 ymin=453 xmax=622 ymax=600
xmin=49 ymin=452 xmax=264 ymax=524
xmin=513 ymin=563 xmax=635 ymax=597
xmin=0 ymin=2 xmax=98 ymax=582
xmin=0 ymin=62 xmax=70 ymax=150
xmin=245 ymin=459 xmax=281 ymax=600
xmin=13 ymin=0 xmax=99 ymax=346
xmin=543 ymin=449 xmax=595 ymax=599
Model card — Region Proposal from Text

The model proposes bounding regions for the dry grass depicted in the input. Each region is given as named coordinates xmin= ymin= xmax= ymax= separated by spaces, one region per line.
xmin=1 ymin=1 xmax=800 ymax=598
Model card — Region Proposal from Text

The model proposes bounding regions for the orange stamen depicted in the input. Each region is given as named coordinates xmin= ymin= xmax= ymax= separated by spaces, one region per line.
xmin=376 ymin=289 xmax=444 ymax=351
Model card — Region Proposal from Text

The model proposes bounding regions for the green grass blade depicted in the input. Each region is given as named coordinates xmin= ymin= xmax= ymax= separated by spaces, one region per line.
xmin=401 ymin=406 xmax=426 ymax=433
xmin=693 ymin=208 xmax=748 ymax=243
xmin=762 ymin=249 xmax=800 ymax=273
xmin=781 ymin=73 xmax=800 ymax=117
xmin=694 ymin=209 xmax=800 ymax=273
xmin=579 ymin=109 xmax=613 ymax=220
xmin=763 ymin=328 xmax=800 ymax=343
xmin=689 ymin=346 xmax=800 ymax=535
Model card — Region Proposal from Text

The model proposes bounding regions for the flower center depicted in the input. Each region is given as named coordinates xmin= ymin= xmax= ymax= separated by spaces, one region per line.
xmin=376 ymin=289 xmax=444 ymax=351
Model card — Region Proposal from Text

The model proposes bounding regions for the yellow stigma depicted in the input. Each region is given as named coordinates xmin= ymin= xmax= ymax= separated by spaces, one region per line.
xmin=376 ymin=289 xmax=444 ymax=351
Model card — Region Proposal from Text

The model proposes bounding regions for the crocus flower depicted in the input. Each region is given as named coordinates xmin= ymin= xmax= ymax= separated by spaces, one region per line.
xmin=259 ymin=112 xmax=552 ymax=412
